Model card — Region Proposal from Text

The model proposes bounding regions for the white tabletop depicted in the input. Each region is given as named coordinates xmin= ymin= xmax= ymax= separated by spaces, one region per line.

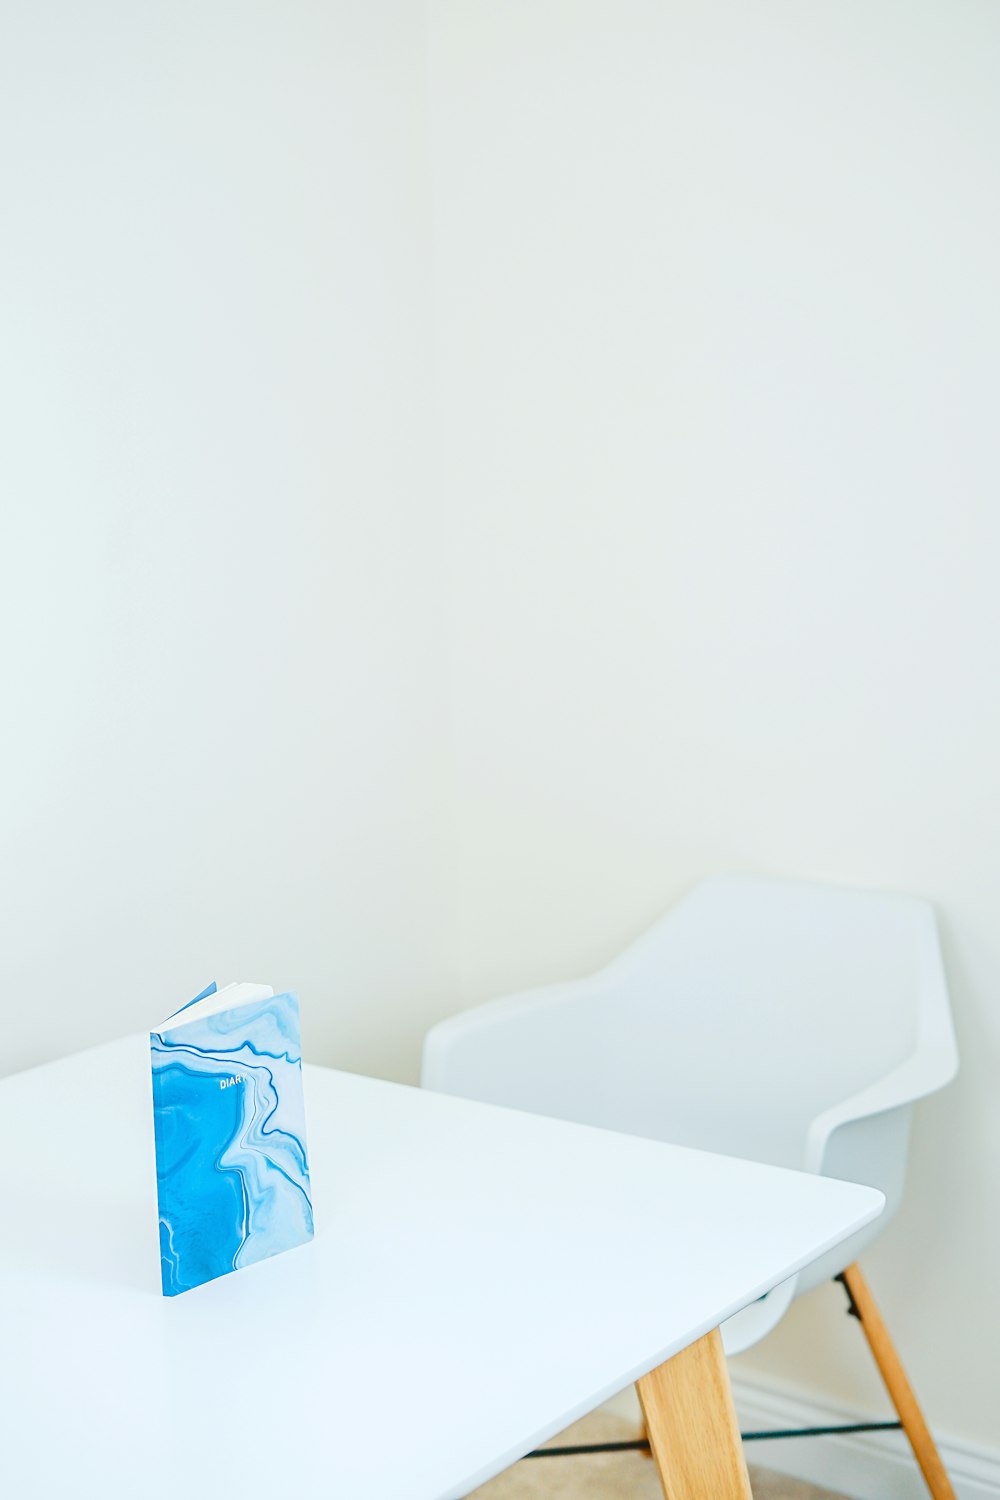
xmin=0 ymin=1037 xmax=882 ymax=1499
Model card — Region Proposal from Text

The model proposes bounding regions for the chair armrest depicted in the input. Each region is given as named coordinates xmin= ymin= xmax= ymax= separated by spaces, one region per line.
xmin=805 ymin=925 xmax=958 ymax=1176
xmin=421 ymin=978 xmax=593 ymax=1093
xmin=804 ymin=1050 xmax=955 ymax=1176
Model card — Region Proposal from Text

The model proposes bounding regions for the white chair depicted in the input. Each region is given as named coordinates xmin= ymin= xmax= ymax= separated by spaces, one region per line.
xmin=422 ymin=874 xmax=959 ymax=1499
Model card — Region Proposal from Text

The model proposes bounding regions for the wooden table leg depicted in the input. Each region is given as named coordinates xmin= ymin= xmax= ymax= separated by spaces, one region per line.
xmin=636 ymin=1327 xmax=752 ymax=1500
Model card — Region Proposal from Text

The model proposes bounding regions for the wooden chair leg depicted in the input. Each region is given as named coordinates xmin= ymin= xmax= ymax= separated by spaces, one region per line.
xmin=636 ymin=1327 xmax=753 ymax=1499
xmin=840 ymin=1262 xmax=956 ymax=1500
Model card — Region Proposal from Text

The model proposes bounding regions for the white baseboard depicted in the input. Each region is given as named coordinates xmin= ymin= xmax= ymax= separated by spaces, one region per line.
xmin=601 ymin=1378 xmax=999 ymax=1499
xmin=730 ymin=1373 xmax=1000 ymax=1500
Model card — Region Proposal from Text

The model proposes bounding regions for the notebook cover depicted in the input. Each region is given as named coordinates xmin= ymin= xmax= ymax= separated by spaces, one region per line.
xmin=150 ymin=991 xmax=314 ymax=1296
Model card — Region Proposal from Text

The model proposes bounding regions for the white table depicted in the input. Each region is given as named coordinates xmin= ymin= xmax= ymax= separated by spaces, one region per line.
xmin=0 ymin=1037 xmax=882 ymax=1499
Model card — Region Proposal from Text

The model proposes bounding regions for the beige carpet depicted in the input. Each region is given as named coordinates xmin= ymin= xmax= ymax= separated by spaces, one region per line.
xmin=469 ymin=1408 xmax=849 ymax=1499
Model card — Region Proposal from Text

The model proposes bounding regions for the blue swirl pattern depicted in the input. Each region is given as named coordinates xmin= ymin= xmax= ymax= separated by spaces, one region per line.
xmin=151 ymin=993 xmax=314 ymax=1296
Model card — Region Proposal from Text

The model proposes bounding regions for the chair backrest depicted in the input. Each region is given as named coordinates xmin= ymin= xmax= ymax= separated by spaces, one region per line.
xmin=430 ymin=875 xmax=954 ymax=1171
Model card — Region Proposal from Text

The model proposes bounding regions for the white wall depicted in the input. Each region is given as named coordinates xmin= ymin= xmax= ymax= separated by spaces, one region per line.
xmin=0 ymin=0 xmax=452 ymax=1083
xmin=429 ymin=0 xmax=1000 ymax=1453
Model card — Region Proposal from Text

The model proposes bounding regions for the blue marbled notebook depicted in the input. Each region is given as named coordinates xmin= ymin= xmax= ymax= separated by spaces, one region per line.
xmin=150 ymin=983 xmax=314 ymax=1297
